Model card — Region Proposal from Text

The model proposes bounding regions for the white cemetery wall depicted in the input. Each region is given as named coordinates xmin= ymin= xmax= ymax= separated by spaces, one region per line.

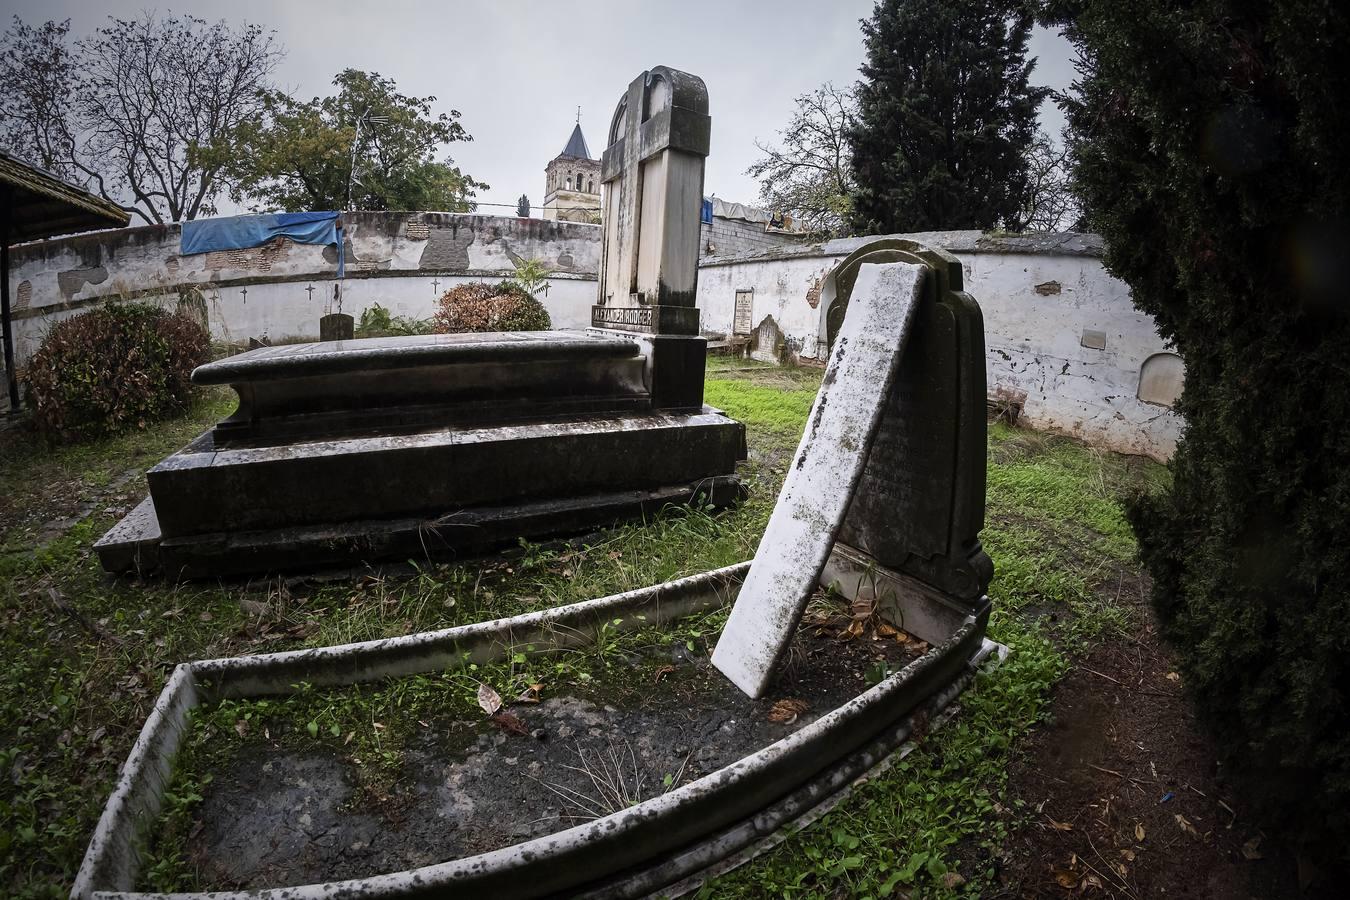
xmin=698 ymin=231 xmax=1184 ymax=462
xmin=6 ymin=212 xmax=600 ymax=360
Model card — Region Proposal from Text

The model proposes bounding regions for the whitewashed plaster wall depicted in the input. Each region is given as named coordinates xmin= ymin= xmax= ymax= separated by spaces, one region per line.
xmin=6 ymin=212 xmax=600 ymax=360
xmin=698 ymin=231 xmax=1184 ymax=461
xmin=7 ymin=216 xmax=1181 ymax=461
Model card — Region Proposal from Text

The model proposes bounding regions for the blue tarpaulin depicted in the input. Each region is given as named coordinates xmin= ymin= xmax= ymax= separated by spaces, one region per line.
xmin=181 ymin=212 xmax=341 ymax=256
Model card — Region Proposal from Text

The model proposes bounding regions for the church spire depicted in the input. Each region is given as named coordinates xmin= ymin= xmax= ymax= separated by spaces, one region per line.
xmin=560 ymin=122 xmax=592 ymax=161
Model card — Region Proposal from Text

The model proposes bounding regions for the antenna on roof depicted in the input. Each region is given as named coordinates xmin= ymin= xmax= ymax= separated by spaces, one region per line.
xmin=576 ymin=106 xmax=581 ymax=125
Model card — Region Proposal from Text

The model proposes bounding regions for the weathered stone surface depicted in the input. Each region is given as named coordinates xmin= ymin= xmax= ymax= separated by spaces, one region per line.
xmin=194 ymin=332 xmax=651 ymax=441
xmin=590 ymin=66 xmax=719 ymax=412
xmin=714 ymin=239 xmax=994 ymax=698
xmin=712 ymin=262 xmax=925 ymax=698
xmin=318 ymin=312 xmax=354 ymax=341
xmin=594 ymin=66 xmax=710 ymax=335
xmin=147 ymin=412 xmax=745 ymax=539
xmin=829 ymin=241 xmax=993 ymax=605
xmin=142 ymin=478 xmax=744 ymax=579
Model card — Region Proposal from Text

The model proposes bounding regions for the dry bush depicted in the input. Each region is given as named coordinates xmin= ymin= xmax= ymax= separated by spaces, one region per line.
xmin=432 ymin=281 xmax=551 ymax=334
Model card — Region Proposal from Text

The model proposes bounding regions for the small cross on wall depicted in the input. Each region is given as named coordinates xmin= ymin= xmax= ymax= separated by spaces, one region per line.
xmin=240 ymin=287 xmax=247 ymax=303
xmin=431 ymin=277 xmax=441 ymax=294
xmin=305 ymin=284 xmax=315 ymax=300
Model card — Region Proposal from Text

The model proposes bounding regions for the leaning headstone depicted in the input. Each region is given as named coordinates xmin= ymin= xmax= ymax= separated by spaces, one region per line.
xmin=713 ymin=240 xmax=992 ymax=698
xmin=592 ymin=66 xmax=711 ymax=410
xmin=319 ymin=313 xmax=354 ymax=342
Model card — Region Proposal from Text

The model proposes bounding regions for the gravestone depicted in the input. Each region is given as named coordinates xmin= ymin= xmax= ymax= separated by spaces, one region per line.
xmin=714 ymin=240 xmax=992 ymax=698
xmin=319 ymin=313 xmax=354 ymax=342
xmin=592 ymin=66 xmax=711 ymax=410
xmin=94 ymin=69 xmax=745 ymax=579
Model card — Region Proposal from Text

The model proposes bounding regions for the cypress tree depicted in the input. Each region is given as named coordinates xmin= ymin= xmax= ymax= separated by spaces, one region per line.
xmin=516 ymin=194 xmax=531 ymax=218
xmin=1044 ymin=0 xmax=1350 ymax=858
xmin=848 ymin=0 xmax=1047 ymax=234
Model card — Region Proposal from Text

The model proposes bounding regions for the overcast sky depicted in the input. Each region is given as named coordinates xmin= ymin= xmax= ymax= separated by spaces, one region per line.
xmin=4 ymin=0 xmax=1075 ymax=214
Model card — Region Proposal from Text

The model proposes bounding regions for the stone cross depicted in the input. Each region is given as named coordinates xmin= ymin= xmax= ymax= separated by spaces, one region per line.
xmin=713 ymin=240 xmax=992 ymax=698
xmin=305 ymin=284 xmax=315 ymax=300
xmin=431 ymin=277 xmax=440 ymax=294
xmin=240 ymin=287 xmax=247 ymax=304
xmin=593 ymin=66 xmax=710 ymax=336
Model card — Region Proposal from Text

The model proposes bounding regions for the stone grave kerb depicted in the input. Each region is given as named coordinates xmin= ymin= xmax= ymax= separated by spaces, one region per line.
xmin=592 ymin=66 xmax=712 ymax=410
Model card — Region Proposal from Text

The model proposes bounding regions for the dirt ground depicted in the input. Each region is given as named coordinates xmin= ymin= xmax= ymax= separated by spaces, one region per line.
xmin=985 ymin=603 xmax=1319 ymax=900
xmin=177 ymin=606 xmax=926 ymax=891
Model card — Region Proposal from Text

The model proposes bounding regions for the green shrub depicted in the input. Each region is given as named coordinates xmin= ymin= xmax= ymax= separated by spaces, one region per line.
xmin=1045 ymin=0 xmax=1350 ymax=858
xmin=432 ymin=281 xmax=551 ymax=334
xmin=355 ymin=303 xmax=434 ymax=338
xmin=24 ymin=302 xmax=210 ymax=442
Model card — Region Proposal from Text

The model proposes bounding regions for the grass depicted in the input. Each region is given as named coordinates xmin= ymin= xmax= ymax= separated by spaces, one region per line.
xmin=0 ymin=366 xmax=1165 ymax=898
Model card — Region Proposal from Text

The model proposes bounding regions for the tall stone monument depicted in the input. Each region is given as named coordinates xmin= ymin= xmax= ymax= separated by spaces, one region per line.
xmin=714 ymin=240 xmax=992 ymax=698
xmin=592 ymin=66 xmax=710 ymax=410
xmin=94 ymin=69 xmax=744 ymax=580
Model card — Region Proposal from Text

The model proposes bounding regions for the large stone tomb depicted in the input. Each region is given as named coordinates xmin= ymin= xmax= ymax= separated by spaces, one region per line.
xmin=715 ymin=240 xmax=992 ymax=697
xmin=96 ymin=66 xmax=745 ymax=579
xmin=95 ymin=332 xmax=744 ymax=579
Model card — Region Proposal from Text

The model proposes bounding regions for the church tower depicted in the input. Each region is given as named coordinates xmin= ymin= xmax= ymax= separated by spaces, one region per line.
xmin=542 ymin=118 xmax=601 ymax=225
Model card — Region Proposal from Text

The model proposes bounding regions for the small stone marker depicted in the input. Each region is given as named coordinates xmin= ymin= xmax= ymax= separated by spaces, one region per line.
xmin=712 ymin=261 xmax=925 ymax=698
xmin=319 ymin=313 xmax=354 ymax=342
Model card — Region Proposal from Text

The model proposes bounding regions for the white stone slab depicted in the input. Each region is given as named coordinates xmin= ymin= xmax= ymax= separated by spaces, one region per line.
xmin=712 ymin=261 xmax=925 ymax=697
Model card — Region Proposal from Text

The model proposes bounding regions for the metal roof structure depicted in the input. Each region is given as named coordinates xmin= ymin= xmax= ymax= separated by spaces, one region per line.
xmin=2 ymin=152 xmax=132 ymax=411
xmin=559 ymin=124 xmax=593 ymax=161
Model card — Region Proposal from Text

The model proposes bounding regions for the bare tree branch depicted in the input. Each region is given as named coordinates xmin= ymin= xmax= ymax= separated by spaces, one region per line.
xmin=746 ymin=83 xmax=858 ymax=238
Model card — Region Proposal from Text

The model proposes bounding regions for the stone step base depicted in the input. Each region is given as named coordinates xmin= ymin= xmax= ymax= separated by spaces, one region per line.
xmin=95 ymin=476 xmax=745 ymax=580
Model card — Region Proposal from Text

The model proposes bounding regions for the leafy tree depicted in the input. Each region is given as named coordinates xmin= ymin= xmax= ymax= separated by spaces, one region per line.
xmin=747 ymin=83 xmax=856 ymax=237
xmin=222 ymin=69 xmax=486 ymax=212
xmin=1042 ymin=0 xmax=1350 ymax=859
xmin=848 ymin=0 xmax=1046 ymax=234
xmin=0 ymin=13 xmax=281 ymax=224
xmin=517 ymin=194 xmax=531 ymax=217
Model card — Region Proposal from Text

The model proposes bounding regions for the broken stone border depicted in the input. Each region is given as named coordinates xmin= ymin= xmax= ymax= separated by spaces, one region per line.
xmin=73 ymin=561 xmax=1002 ymax=899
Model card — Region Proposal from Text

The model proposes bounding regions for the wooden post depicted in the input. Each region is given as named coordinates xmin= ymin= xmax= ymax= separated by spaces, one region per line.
xmin=1 ymin=192 xmax=18 ymax=412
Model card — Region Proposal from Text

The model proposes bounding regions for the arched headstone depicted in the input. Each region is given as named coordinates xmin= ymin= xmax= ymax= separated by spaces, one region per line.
xmin=1137 ymin=351 xmax=1184 ymax=407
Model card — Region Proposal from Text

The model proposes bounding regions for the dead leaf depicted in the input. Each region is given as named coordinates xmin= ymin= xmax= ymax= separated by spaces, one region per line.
xmin=1046 ymin=816 xmax=1074 ymax=831
xmin=1165 ymin=671 xmax=1181 ymax=682
xmin=653 ymin=665 xmax=676 ymax=683
xmin=1119 ymin=848 xmax=1136 ymax=862
xmin=941 ymin=872 xmax=966 ymax=889
xmin=849 ymin=598 xmax=875 ymax=620
xmin=234 ymin=719 xmax=248 ymax=738
xmin=1083 ymin=873 xmax=1104 ymax=890
xmin=875 ymin=620 xmax=899 ymax=637
xmin=912 ymin=640 xmax=930 ymax=654
xmin=767 ymin=698 xmax=810 ymax=724
xmin=477 ymin=683 xmax=503 ymax=717
xmin=1241 ymin=837 xmax=1263 ymax=860
xmin=516 ymin=684 xmax=542 ymax=703
xmin=343 ymin=731 xmax=355 ymax=745
xmin=1052 ymin=868 xmax=1079 ymax=889
xmin=198 ymin=611 xmax=214 ymax=623
xmin=1134 ymin=822 xmax=1146 ymax=841
xmin=491 ymin=711 xmax=530 ymax=736
xmin=1175 ymin=814 xmax=1199 ymax=838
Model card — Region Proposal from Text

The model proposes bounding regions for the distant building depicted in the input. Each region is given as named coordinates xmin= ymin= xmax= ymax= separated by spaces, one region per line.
xmin=542 ymin=123 xmax=601 ymax=225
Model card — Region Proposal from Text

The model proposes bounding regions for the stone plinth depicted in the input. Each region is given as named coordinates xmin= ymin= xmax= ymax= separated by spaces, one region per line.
xmin=96 ymin=331 xmax=745 ymax=578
